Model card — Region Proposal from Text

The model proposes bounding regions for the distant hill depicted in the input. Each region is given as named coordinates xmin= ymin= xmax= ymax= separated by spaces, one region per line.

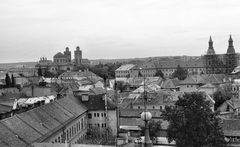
xmin=0 ymin=62 xmax=37 ymax=70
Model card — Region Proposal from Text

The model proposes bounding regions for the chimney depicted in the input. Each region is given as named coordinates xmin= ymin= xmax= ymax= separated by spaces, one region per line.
xmin=0 ymin=112 xmax=7 ymax=120
xmin=82 ymin=94 xmax=89 ymax=101
xmin=40 ymin=100 xmax=45 ymax=106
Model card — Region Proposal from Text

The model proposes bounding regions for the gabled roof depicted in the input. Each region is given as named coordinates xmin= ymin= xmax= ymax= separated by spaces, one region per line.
xmin=179 ymin=75 xmax=205 ymax=85
xmin=225 ymin=98 xmax=240 ymax=110
xmin=200 ymin=82 xmax=216 ymax=88
xmin=162 ymin=79 xmax=180 ymax=89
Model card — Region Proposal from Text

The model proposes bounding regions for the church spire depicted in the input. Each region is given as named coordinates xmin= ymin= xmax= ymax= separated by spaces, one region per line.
xmin=207 ymin=36 xmax=215 ymax=55
xmin=227 ymin=34 xmax=235 ymax=54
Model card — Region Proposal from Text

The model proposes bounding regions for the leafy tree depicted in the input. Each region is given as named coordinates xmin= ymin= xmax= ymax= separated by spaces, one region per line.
xmin=11 ymin=74 xmax=16 ymax=87
xmin=38 ymin=66 xmax=43 ymax=77
xmin=162 ymin=92 xmax=226 ymax=147
xmin=155 ymin=70 xmax=164 ymax=79
xmin=213 ymin=84 xmax=233 ymax=110
xmin=172 ymin=65 xmax=188 ymax=80
xmin=44 ymin=70 xmax=55 ymax=78
xmin=139 ymin=120 xmax=162 ymax=140
xmin=5 ymin=73 xmax=11 ymax=88
xmin=83 ymin=127 xmax=116 ymax=145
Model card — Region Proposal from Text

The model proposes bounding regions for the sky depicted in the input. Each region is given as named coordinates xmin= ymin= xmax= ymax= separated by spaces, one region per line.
xmin=0 ymin=0 xmax=240 ymax=63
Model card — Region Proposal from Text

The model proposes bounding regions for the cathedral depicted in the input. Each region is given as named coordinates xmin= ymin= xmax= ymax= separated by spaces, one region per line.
xmin=203 ymin=35 xmax=238 ymax=74
xmin=36 ymin=46 xmax=90 ymax=75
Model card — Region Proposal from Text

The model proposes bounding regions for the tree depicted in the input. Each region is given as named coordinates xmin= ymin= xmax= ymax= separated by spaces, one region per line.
xmin=38 ymin=66 xmax=43 ymax=77
xmin=213 ymin=84 xmax=233 ymax=110
xmin=155 ymin=70 xmax=164 ymax=79
xmin=162 ymin=92 xmax=226 ymax=147
xmin=11 ymin=74 xmax=16 ymax=87
xmin=5 ymin=73 xmax=11 ymax=88
xmin=172 ymin=65 xmax=188 ymax=80
xmin=139 ymin=120 xmax=162 ymax=141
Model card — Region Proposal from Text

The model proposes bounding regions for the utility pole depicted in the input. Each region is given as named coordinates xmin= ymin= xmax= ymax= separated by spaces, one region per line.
xmin=104 ymin=77 xmax=109 ymax=140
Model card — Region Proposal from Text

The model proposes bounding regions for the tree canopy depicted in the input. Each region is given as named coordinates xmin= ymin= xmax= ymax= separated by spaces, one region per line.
xmin=38 ymin=66 xmax=43 ymax=77
xmin=11 ymin=74 xmax=15 ymax=87
xmin=139 ymin=120 xmax=162 ymax=140
xmin=5 ymin=73 xmax=11 ymax=88
xmin=155 ymin=70 xmax=164 ymax=79
xmin=213 ymin=84 xmax=233 ymax=110
xmin=172 ymin=65 xmax=188 ymax=80
xmin=162 ymin=92 xmax=226 ymax=147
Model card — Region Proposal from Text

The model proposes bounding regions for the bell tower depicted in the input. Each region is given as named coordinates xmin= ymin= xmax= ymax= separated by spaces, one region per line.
xmin=74 ymin=46 xmax=82 ymax=66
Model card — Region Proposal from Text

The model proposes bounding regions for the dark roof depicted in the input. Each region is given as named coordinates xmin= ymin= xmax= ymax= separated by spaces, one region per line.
xmin=0 ymin=104 xmax=12 ymax=113
xmin=53 ymin=52 xmax=65 ymax=58
xmin=0 ymin=123 xmax=27 ymax=147
xmin=219 ymin=119 xmax=240 ymax=137
xmin=76 ymin=94 xmax=116 ymax=111
xmin=1 ymin=115 xmax=42 ymax=144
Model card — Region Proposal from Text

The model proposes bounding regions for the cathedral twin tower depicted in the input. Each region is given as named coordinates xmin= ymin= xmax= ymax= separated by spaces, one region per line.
xmin=204 ymin=35 xmax=238 ymax=74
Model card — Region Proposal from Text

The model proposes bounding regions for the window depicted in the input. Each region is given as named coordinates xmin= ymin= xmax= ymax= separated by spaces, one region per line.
xmin=88 ymin=113 xmax=92 ymax=119
xmin=153 ymin=106 xmax=155 ymax=109
xmin=94 ymin=113 xmax=96 ymax=117
xmin=138 ymin=106 xmax=141 ymax=109
xmin=160 ymin=106 xmax=162 ymax=110
xmin=97 ymin=113 xmax=99 ymax=117
xmin=101 ymin=113 xmax=104 ymax=117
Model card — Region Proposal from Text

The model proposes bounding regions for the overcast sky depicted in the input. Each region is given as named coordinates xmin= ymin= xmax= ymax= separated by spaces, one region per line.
xmin=0 ymin=0 xmax=240 ymax=63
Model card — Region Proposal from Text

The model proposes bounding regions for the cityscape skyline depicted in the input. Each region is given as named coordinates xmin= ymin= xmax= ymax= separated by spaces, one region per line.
xmin=1 ymin=0 xmax=240 ymax=63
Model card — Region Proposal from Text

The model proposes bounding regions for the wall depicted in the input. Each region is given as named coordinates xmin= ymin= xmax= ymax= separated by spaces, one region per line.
xmin=47 ymin=113 xmax=88 ymax=145
xmin=179 ymin=84 xmax=198 ymax=92
xmin=87 ymin=110 xmax=117 ymax=136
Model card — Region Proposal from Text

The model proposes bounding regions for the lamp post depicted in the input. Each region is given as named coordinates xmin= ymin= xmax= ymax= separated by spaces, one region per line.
xmin=139 ymin=71 xmax=152 ymax=147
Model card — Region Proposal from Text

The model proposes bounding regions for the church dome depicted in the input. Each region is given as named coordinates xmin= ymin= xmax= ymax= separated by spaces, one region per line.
xmin=54 ymin=52 xmax=66 ymax=58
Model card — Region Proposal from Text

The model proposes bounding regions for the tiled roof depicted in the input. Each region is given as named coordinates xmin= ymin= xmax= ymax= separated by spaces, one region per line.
xmin=0 ymin=123 xmax=27 ymax=147
xmin=162 ymin=79 xmax=180 ymax=89
xmin=116 ymin=64 xmax=135 ymax=71
xmin=0 ymin=104 xmax=12 ymax=113
xmin=131 ymin=62 xmax=156 ymax=70
xmin=155 ymin=59 xmax=204 ymax=69
xmin=1 ymin=116 xmax=42 ymax=144
xmin=200 ymin=83 xmax=216 ymax=88
xmin=219 ymin=119 xmax=240 ymax=136
xmin=76 ymin=94 xmax=116 ymax=111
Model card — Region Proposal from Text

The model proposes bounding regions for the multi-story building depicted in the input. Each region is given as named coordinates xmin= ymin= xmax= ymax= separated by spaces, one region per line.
xmin=155 ymin=59 xmax=205 ymax=78
xmin=115 ymin=64 xmax=135 ymax=78
xmin=129 ymin=62 xmax=157 ymax=78
xmin=77 ymin=94 xmax=117 ymax=136
xmin=203 ymin=35 xmax=238 ymax=74
xmin=0 ymin=96 xmax=88 ymax=146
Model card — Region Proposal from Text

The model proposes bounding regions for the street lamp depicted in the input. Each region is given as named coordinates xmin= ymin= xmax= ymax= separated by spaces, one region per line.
xmin=139 ymin=70 xmax=152 ymax=147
